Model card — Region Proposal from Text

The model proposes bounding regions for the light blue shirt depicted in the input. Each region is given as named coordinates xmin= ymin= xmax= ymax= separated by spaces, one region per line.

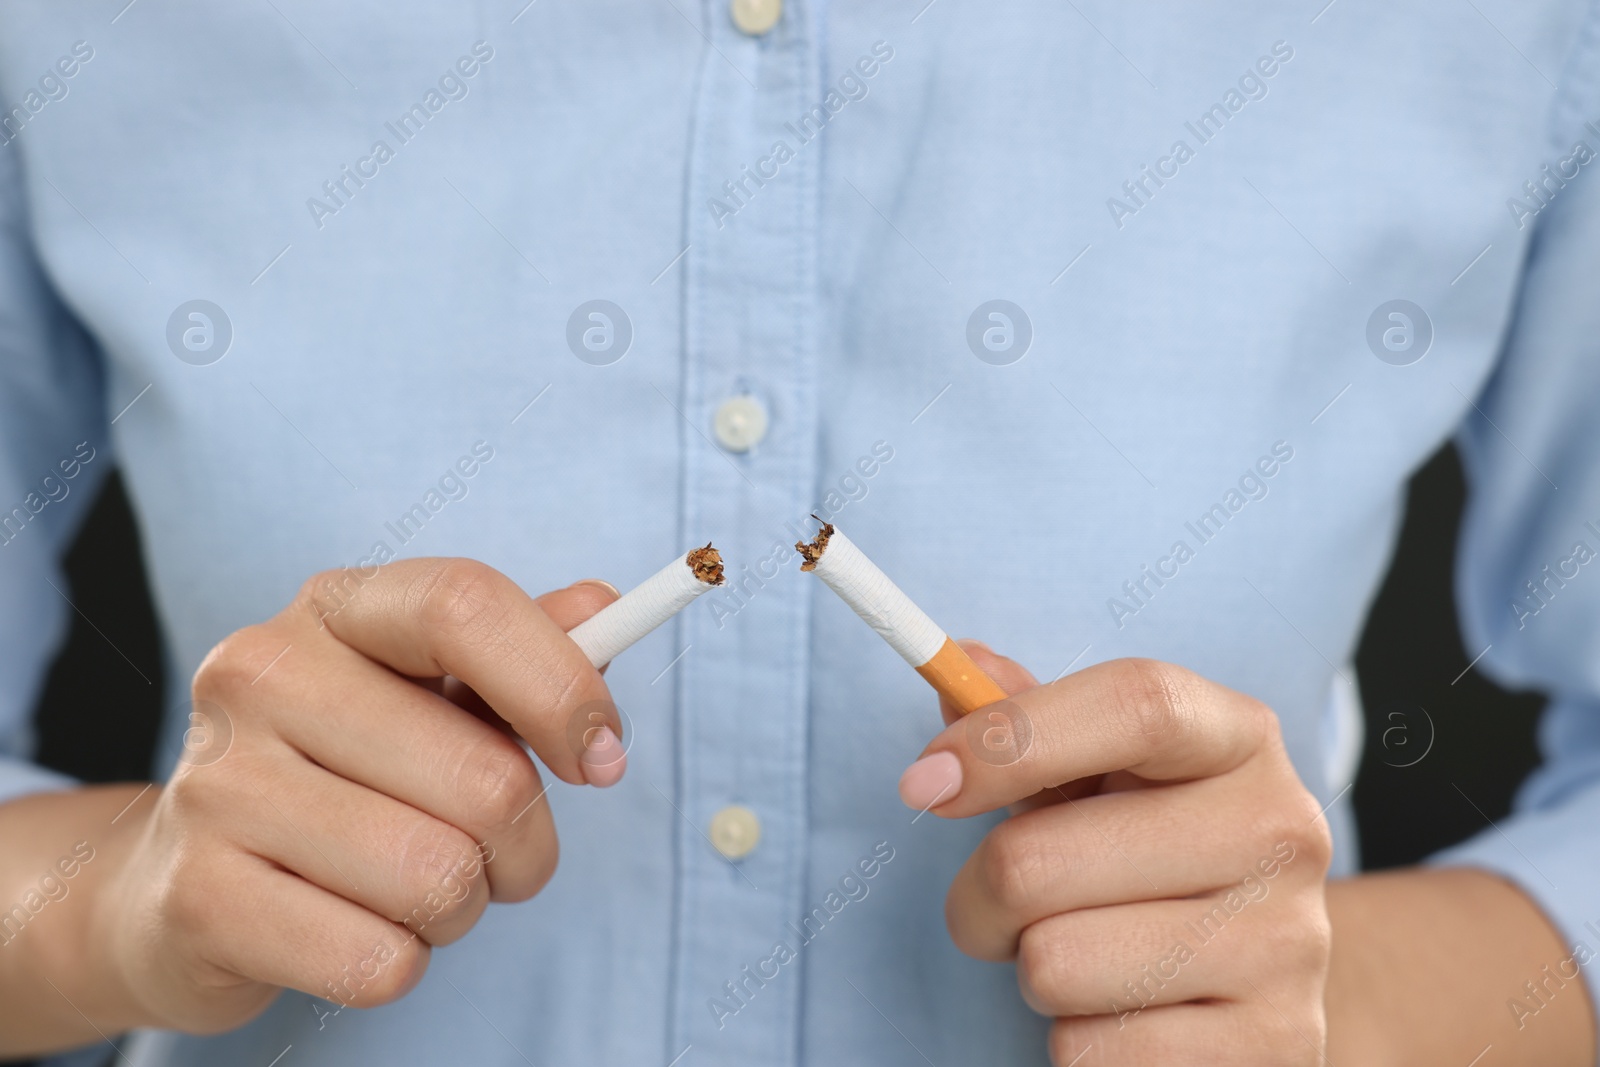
xmin=5 ymin=2 xmax=1600 ymax=1064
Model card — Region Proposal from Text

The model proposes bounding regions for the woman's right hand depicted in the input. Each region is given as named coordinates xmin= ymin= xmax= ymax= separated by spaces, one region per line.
xmin=10 ymin=558 xmax=622 ymax=1047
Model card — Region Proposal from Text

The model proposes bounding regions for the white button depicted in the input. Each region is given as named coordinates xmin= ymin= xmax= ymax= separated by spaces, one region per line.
xmin=713 ymin=395 xmax=768 ymax=452
xmin=709 ymin=805 xmax=761 ymax=859
xmin=730 ymin=0 xmax=781 ymax=36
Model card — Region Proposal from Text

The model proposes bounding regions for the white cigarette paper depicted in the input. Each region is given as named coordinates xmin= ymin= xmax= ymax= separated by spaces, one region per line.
xmin=798 ymin=522 xmax=1010 ymax=716
xmin=568 ymin=544 xmax=724 ymax=668
xmin=799 ymin=525 xmax=945 ymax=666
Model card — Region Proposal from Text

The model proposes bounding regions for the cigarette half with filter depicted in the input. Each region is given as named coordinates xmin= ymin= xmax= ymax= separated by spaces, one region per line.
xmin=797 ymin=522 xmax=1008 ymax=716
xmin=568 ymin=543 xmax=725 ymax=668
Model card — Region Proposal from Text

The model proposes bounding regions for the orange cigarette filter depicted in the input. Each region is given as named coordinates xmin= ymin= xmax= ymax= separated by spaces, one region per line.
xmin=913 ymin=637 xmax=1011 ymax=715
xmin=797 ymin=522 xmax=1008 ymax=716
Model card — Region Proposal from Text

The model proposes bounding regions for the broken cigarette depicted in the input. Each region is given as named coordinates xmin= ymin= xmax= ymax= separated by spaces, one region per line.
xmin=568 ymin=544 xmax=724 ymax=668
xmin=797 ymin=522 xmax=1008 ymax=716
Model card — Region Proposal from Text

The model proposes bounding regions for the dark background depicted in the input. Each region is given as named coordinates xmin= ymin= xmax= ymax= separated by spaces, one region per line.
xmin=1349 ymin=443 xmax=1545 ymax=869
xmin=12 ymin=440 xmax=1548 ymax=1064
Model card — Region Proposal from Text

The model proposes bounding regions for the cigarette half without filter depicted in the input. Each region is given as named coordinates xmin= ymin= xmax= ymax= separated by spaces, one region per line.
xmin=567 ymin=544 xmax=724 ymax=668
xmin=797 ymin=522 xmax=1008 ymax=716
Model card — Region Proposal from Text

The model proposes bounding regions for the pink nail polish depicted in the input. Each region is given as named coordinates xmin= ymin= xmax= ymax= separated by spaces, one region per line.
xmin=898 ymin=751 xmax=962 ymax=810
xmin=581 ymin=725 xmax=627 ymax=788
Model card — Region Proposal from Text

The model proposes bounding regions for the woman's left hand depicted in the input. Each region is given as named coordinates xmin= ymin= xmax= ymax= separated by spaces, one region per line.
xmin=904 ymin=644 xmax=1333 ymax=1066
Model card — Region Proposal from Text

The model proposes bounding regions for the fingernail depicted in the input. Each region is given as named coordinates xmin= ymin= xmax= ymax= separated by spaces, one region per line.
xmin=580 ymin=726 xmax=627 ymax=788
xmin=898 ymin=751 xmax=962 ymax=810
xmin=572 ymin=578 xmax=621 ymax=600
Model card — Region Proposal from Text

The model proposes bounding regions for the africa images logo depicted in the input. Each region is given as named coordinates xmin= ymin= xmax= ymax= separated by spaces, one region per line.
xmin=166 ymin=300 xmax=233 ymax=366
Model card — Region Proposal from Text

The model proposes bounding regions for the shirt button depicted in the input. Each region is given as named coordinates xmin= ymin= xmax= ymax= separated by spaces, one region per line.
xmin=713 ymin=395 xmax=768 ymax=453
xmin=709 ymin=805 xmax=761 ymax=860
xmin=730 ymin=0 xmax=782 ymax=36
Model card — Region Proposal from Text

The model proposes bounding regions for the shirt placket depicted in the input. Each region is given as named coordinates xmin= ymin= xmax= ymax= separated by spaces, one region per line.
xmin=669 ymin=0 xmax=820 ymax=1064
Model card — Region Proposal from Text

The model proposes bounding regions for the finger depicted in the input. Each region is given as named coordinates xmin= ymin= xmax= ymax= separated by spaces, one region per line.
xmin=934 ymin=643 xmax=1084 ymax=814
xmin=535 ymin=579 xmax=620 ymax=676
xmin=916 ymin=642 xmax=1062 ymax=814
xmin=214 ymin=753 xmax=493 ymax=946
xmin=1014 ymin=893 xmax=1327 ymax=1018
xmin=304 ymin=560 xmax=617 ymax=785
xmin=448 ymin=579 xmax=619 ymax=730
xmin=186 ymin=853 xmax=430 ymax=1012
xmin=935 ymin=640 xmax=1038 ymax=726
xmin=900 ymin=658 xmax=1273 ymax=817
xmin=440 ymin=675 xmax=505 ymax=730
xmin=1047 ymin=1002 xmax=1317 ymax=1067
xmin=946 ymin=777 xmax=1315 ymax=960
xmin=529 ymin=584 xmax=630 ymax=785
xmin=534 ymin=579 xmax=620 ymax=630
xmin=249 ymin=636 xmax=560 ymax=901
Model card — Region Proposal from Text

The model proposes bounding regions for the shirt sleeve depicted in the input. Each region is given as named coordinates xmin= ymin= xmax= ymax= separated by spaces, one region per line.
xmin=1429 ymin=12 xmax=1600 ymax=1033
xmin=0 ymin=137 xmax=112 ymax=804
